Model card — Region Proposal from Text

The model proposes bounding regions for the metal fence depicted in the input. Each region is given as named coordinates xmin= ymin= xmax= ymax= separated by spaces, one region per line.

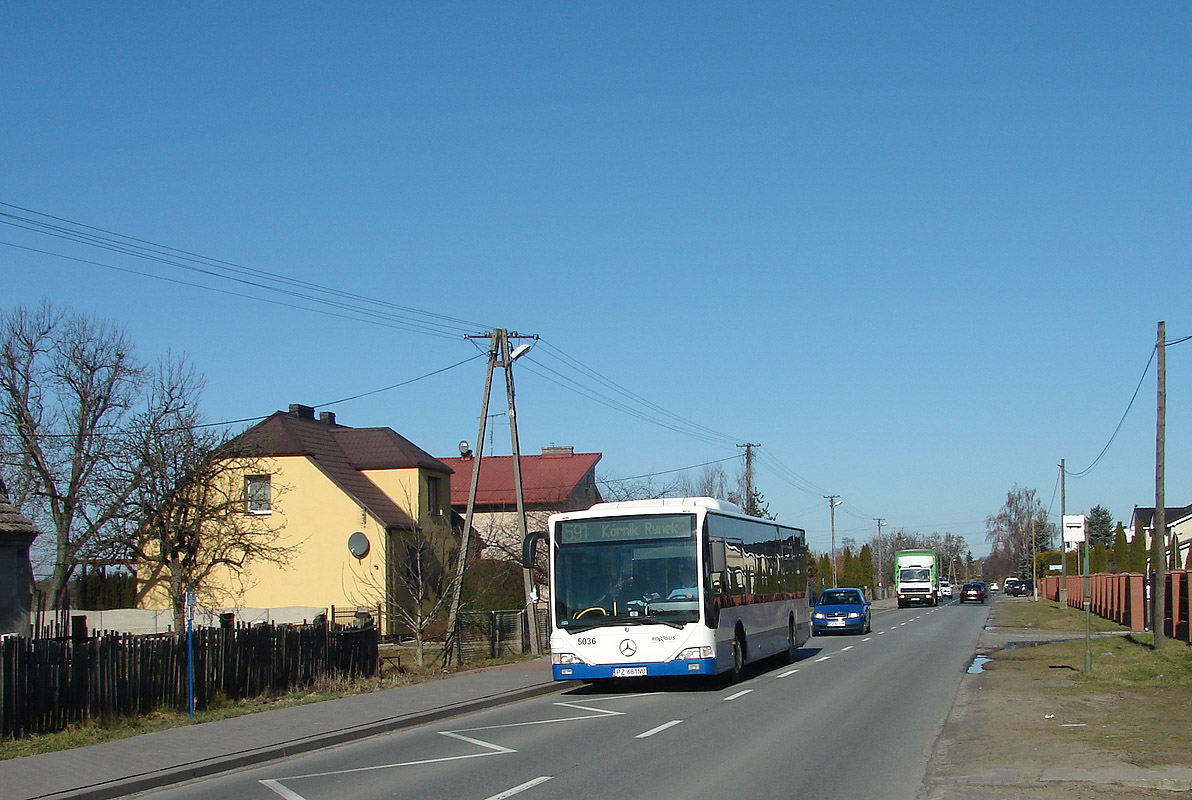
xmin=0 ymin=621 xmax=377 ymax=738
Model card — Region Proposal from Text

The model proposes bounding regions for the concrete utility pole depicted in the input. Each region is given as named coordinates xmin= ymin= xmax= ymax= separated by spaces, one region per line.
xmin=444 ymin=329 xmax=540 ymax=667
xmin=873 ymin=518 xmax=886 ymax=598
xmin=738 ymin=443 xmax=759 ymax=515
xmin=826 ymin=495 xmax=841 ymax=586
xmin=1155 ymin=321 xmax=1166 ymax=650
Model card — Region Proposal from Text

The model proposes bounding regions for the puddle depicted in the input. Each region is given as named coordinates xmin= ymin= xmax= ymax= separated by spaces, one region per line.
xmin=967 ymin=655 xmax=992 ymax=674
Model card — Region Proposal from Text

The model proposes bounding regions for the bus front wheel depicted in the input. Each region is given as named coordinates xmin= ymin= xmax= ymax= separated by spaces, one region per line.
xmin=730 ymin=629 xmax=746 ymax=682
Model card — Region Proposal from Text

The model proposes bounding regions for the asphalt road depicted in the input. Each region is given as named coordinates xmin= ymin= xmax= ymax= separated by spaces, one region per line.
xmin=137 ymin=599 xmax=991 ymax=800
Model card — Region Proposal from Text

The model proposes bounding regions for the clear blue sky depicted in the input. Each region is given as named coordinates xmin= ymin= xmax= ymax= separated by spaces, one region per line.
xmin=3 ymin=3 xmax=1189 ymax=557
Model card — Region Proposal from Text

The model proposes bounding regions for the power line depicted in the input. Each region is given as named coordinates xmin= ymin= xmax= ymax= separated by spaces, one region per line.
xmin=0 ymin=202 xmax=491 ymax=339
xmin=1066 ymin=345 xmax=1156 ymax=479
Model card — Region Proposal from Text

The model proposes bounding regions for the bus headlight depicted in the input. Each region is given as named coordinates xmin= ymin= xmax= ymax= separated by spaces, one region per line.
xmin=552 ymin=652 xmax=584 ymax=665
xmin=675 ymin=646 xmax=714 ymax=660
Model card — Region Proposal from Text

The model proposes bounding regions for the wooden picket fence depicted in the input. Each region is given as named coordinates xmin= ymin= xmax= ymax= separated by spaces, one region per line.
xmin=0 ymin=622 xmax=377 ymax=738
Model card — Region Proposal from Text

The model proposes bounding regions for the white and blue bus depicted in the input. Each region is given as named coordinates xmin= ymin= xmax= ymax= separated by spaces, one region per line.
xmin=523 ymin=497 xmax=811 ymax=682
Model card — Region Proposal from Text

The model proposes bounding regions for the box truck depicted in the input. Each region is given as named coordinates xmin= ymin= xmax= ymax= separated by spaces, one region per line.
xmin=894 ymin=549 xmax=939 ymax=608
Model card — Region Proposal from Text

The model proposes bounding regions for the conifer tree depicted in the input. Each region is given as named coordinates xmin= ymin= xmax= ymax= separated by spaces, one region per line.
xmin=1111 ymin=523 xmax=1129 ymax=573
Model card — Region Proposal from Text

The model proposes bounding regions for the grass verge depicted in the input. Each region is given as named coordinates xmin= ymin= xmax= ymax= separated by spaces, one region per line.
xmin=988 ymin=597 xmax=1192 ymax=766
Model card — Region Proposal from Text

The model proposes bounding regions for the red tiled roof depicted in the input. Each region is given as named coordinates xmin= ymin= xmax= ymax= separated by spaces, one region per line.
xmin=439 ymin=451 xmax=601 ymax=508
xmin=236 ymin=408 xmax=451 ymax=531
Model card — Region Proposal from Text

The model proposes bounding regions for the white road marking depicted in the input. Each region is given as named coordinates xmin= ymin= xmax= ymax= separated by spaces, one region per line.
xmin=439 ymin=731 xmax=517 ymax=753
xmin=636 ymin=719 xmax=683 ymax=738
xmin=862 ymin=637 xmax=872 ymax=642
xmin=815 ymin=656 xmax=831 ymax=662
xmin=725 ymin=689 xmax=753 ymax=701
xmin=777 ymin=668 xmax=800 ymax=677
xmin=486 ymin=776 xmax=554 ymax=799
xmin=271 ymin=749 xmax=499 ymax=781
xmin=260 ymin=780 xmax=307 ymax=800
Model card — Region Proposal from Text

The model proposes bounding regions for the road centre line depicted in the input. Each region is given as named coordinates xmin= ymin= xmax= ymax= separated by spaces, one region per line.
xmin=777 ymin=667 xmax=800 ymax=677
xmin=815 ymin=656 xmax=831 ymax=662
xmin=485 ymin=776 xmax=554 ymax=799
xmin=636 ymin=720 xmax=684 ymax=738
xmin=840 ymin=646 xmax=853 ymax=652
xmin=724 ymin=689 xmax=753 ymax=701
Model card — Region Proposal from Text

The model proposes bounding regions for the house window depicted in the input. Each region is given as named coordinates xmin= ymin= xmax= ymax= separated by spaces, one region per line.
xmin=246 ymin=475 xmax=271 ymax=514
xmin=427 ymin=476 xmax=443 ymax=516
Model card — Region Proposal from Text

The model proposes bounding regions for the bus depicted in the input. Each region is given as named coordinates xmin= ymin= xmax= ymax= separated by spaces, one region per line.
xmin=522 ymin=497 xmax=811 ymax=682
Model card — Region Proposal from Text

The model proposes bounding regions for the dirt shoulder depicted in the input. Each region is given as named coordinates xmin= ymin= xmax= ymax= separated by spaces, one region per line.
xmin=921 ymin=596 xmax=1192 ymax=799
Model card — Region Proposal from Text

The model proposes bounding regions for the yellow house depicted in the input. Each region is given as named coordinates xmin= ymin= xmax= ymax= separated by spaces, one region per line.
xmin=143 ymin=403 xmax=455 ymax=628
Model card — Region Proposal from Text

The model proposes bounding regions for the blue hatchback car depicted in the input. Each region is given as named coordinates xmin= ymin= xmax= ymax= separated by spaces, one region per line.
xmin=811 ymin=588 xmax=872 ymax=635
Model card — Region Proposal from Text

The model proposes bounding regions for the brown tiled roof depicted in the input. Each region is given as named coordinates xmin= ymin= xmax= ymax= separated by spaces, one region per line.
xmin=236 ymin=408 xmax=451 ymax=531
xmin=440 ymin=451 xmax=601 ymax=508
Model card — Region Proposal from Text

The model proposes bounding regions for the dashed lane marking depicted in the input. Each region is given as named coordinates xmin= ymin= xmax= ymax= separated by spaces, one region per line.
xmin=486 ymin=777 xmax=554 ymax=799
xmin=636 ymin=720 xmax=684 ymax=738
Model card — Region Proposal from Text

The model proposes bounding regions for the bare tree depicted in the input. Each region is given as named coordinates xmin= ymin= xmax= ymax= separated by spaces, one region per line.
xmin=985 ymin=485 xmax=1048 ymax=578
xmin=0 ymin=303 xmax=151 ymax=607
xmin=123 ymin=364 xmax=294 ymax=631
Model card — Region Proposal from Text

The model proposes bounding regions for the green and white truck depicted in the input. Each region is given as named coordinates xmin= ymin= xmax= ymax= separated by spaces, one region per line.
xmin=894 ymin=549 xmax=939 ymax=608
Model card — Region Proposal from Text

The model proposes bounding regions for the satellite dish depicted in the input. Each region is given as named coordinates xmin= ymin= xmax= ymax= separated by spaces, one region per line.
xmin=459 ymin=440 xmax=472 ymax=456
xmin=347 ymin=531 xmax=370 ymax=558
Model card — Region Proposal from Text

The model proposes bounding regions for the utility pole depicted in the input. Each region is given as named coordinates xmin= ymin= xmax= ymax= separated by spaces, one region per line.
xmin=1155 ymin=321 xmax=1166 ymax=649
xmin=873 ymin=518 xmax=886 ymax=598
xmin=738 ymin=443 xmax=759 ymax=515
xmin=1059 ymin=459 xmax=1067 ymax=605
xmin=444 ymin=329 xmax=540 ymax=667
xmin=826 ymin=495 xmax=841 ymax=587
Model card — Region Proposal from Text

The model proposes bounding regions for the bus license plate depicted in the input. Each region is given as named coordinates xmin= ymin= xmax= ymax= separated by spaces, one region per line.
xmin=614 ymin=667 xmax=647 ymax=677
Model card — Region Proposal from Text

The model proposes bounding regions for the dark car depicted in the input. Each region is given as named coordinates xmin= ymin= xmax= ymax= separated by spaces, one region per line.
xmin=1005 ymin=579 xmax=1033 ymax=597
xmin=811 ymin=588 xmax=872 ymax=635
xmin=959 ymin=582 xmax=987 ymax=603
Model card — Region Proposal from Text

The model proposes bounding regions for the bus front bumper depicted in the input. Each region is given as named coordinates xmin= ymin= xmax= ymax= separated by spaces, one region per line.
xmin=553 ymin=657 xmax=716 ymax=681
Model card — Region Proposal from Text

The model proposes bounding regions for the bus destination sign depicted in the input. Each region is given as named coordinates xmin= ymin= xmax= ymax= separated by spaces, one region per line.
xmin=559 ymin=514 xmax=694 ymax=544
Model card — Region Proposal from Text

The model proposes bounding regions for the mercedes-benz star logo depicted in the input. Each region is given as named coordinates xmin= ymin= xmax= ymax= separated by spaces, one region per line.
xmin=619 ymin=639 xmax=637 ymax=657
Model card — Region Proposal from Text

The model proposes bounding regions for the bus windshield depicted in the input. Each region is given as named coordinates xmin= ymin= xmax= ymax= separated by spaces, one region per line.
xmin=554 ymin=514 xmax=700 ymax=631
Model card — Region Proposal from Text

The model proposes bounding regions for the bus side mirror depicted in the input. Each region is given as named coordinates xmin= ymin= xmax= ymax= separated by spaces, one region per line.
xmin=522 ymin=530 xmax=547 ymax=571
xmin=710 ymin=539 xmax=727 ymax=573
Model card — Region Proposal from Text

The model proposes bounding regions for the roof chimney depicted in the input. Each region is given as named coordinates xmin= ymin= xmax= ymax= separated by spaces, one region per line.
xmin=289 ymin=404 xmax=316 ymax=420
xmin=541 ymin=445 xmax=574 ymax=456
xmin=319 ymin=411 xmax=336 ymax=426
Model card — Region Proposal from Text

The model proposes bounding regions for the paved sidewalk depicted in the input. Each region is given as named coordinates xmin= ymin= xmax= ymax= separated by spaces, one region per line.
xmin=0 ymin=657 xmax=560 ymax=800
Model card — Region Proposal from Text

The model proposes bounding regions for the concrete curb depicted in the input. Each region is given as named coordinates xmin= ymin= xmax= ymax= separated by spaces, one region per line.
xmin=32 ymin=681 xmax=565 ymax=800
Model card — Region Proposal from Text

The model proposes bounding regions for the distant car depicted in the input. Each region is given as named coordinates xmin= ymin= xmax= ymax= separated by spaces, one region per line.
xmin=939 ymin=580 xmax=953 ymax=598
xmin=812 ymin=588 xmax=872 ymax=635
xmin=1005 ymin=579 xmax=1033 ymax=597
xmin=988 ymin=581 xmax=999 ymax=593
xmin=959 ymin=582 xmax=987 ymax=603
